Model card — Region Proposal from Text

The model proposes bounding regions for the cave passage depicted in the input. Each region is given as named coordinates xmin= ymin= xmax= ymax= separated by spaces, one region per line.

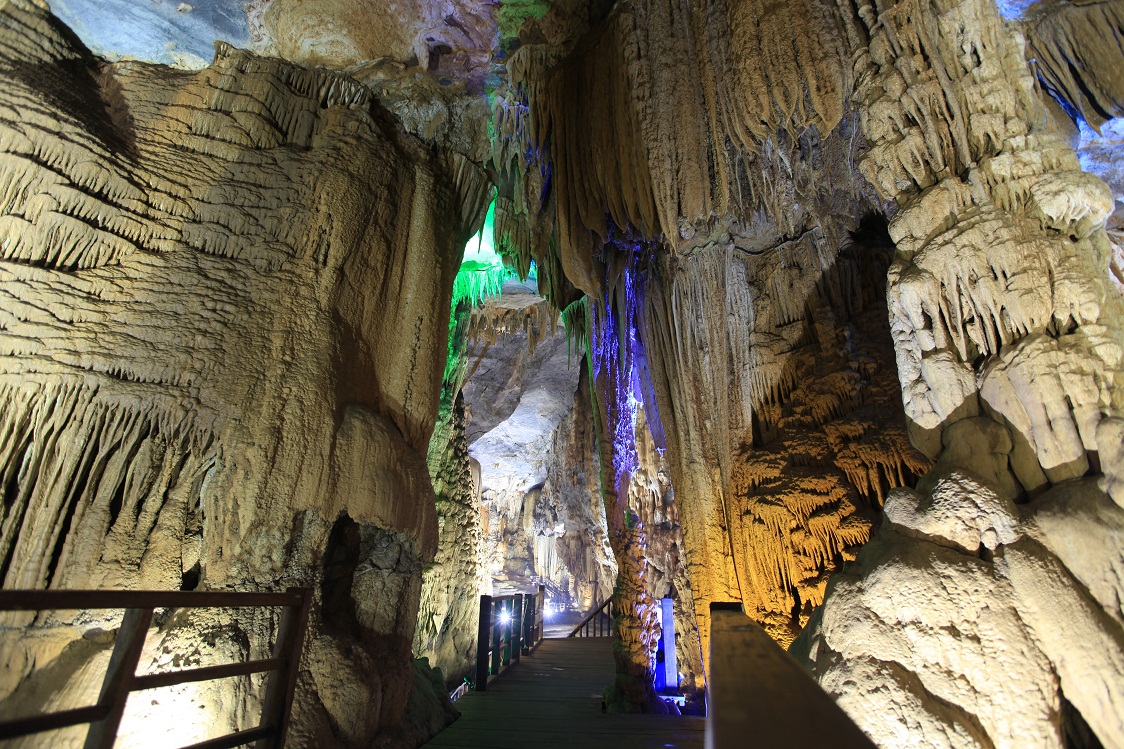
xmin=1 ymin=0 xmax=1123 ymax=747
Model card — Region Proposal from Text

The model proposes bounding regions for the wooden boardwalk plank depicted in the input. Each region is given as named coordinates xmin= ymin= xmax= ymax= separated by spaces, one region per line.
xmin=424 ymin=639 xmax=703 ymax=749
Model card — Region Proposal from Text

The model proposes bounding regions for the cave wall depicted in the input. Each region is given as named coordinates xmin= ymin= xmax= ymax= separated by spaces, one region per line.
xmin=622 ymin=405 xmax=705 ymax=710
xmin=492 ymin=0 xmax=933 ymax=679
xmin=6 ymin=0 xmax=1124 ymax=744
xmin=792 ymin=1 xmax=1124 ymax=745
xmin=536 ymin=360 xmax=618 ymax=610
xmin=491 ymin=0 xmax=1124 ymax=743
xmin=413 ymin=393 xmax=484 ymax=690
xmin=0 ymin=2 xmax=488 ymax=745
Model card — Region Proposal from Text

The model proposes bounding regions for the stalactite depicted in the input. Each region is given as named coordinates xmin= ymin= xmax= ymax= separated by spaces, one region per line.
xmin=0 ymin=381 xmax=206 ymax=593
xmin=1024 ymin=0 xmax=1124 ymax=131
xmin=0 ymin=2 xmax=491 ymax=743
xmin=464 ymin=294 xmax=556 ymax=356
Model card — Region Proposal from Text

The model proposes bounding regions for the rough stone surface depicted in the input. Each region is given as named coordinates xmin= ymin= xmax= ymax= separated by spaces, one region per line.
xmin=6 ymin=0 xmax=1124 ymax=744
xmin=0 ymin=2 xmax=488 ymax=745
xmin=461 ymin=289 xmax=617 ymax=607
xmin=787 ymin=1 xmax=1124 ymax=744
xmin=413 ymin=395 xmax=484 ymax=688
xmin=795 ymin=475 xmax=1124 ymax=749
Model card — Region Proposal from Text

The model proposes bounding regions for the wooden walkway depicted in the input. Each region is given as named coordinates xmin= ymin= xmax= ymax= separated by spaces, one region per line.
xmin=424 ymin=638 xmax=705 ymax=749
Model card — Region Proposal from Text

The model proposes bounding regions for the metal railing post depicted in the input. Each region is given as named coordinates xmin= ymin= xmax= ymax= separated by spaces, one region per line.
xmin=536 ymin=585 xmax=545 ymax=646
xmin=476 ymin=595 xmax=493 ymax=692
xmin=0 ymin=589 xmax=310 ymax=748
xmin=539 ymin=584 xmax=548 ymax=643
xmin=83 ymin=607 xmax=153 ymax=749
xmin=520 ymin=594 xmax=533 ymax=655
xmin=256 ymin=587 xmax=311 ymax=749
xmin=512 ymin=595 xmax=523 ymax=662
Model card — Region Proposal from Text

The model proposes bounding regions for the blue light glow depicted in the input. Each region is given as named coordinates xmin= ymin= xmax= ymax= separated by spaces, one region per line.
xmin=993 ymin=1 xmax=1038 ymax=20
xmin=591 ymin=263 xmax=643 ymax=491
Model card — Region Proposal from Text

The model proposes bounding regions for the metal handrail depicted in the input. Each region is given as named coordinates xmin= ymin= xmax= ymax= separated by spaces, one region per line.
xmin=529 ymin=576 xmax=566 ymax=604
xmin=0 ymin=588 xmax=312 ymax=749
xmin=706 ymin=603 xmax=876 ymax=748
xmin=522 ymin=585 xmax=545 ymax=653
xmin=474 ymin=586 xmax=545 ymax=692
xmin=567 ymin=597 xmax=614 ymax=638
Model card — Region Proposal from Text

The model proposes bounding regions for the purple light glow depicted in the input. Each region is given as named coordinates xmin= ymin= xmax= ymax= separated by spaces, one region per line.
xmin=591 ymin=262 xmax=643 ymax=493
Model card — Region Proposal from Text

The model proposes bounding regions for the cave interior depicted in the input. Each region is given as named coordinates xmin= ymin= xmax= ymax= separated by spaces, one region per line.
xmin=1 ymin=0 xmax=1124 ymax=746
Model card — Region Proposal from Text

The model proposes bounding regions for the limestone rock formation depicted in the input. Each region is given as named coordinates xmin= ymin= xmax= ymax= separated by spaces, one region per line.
xmin=462 ymin=287 xmax=616 ymax=606
xmin=413 ymin=394 xmax=484 ymax=689
xmin=487 ymin=0 xmax=1124 ymax=739
xmin=6 ymin=0 xmax=1124 ymax=745
xmin=621 ymin=406 xmax=705 ymax=710
xmin=0 ymin=2 xmax=488 ymax=745
xmin=786 ymin=1 xmax=1124 ymax=743
xmin=794 ymin=472 xmax=1124 ymax=749
xmin=536 ymin=361 xmax=618 ymax=610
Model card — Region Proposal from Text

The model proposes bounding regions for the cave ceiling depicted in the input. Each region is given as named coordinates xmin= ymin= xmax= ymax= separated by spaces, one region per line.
xmin=49 ymin=0 xmax=1124 ymax=205
xmin=53 ymin=0 xmax=507 ymax=81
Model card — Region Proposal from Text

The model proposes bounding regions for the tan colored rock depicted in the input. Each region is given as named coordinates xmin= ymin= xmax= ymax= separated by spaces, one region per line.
xmin=1026 ymin=478 xmax=1124 ymax=628
xmin=798 ymin=527 xmax=1064 ymax=748
xmin=915 ymin=417 xmax=1022 ymax=502
xmin=262 ymin=0 xmax=497 ymax=81
xmin=886 ymin=472 xmax=1020 ymax=555
xmin=1022 ymin=0 xmax=1124 ymax=132
xmin=0 ymin=2 xmax=489 ymax=744
xmin=1099 ymin=415 xmax=1124 ymax=507
xmin=797 ymin=470 xmax=1124 ymax=749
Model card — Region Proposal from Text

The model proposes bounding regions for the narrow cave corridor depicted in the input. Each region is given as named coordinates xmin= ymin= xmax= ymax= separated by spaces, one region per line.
xmin=1 ymin=0 xmax=1124 ymax=747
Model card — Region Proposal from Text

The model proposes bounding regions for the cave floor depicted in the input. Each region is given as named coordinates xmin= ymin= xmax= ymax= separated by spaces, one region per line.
xmin=424 ymin=638 xmax=705 ymax=748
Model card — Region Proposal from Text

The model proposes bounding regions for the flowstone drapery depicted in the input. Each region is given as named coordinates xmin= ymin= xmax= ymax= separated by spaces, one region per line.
xmin=790 ymin=1 xmax=1124 ymax=746
xmin=0 ymin=2 xmax=489 ymax=745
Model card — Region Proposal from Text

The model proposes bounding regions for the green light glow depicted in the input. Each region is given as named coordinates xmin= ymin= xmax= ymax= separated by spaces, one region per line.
xmin=496 ymin=0 xmax=553 ymax=41
xmin=451 ymin=199 xmax=508 ymax=310
xmin=462 ymin=198 xmax=497 ymax=265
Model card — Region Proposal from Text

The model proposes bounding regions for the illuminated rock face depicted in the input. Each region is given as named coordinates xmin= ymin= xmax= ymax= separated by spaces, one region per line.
xmin=462 ymin=289 xmax=617 ymax=608
xmin=492 ymin=0 xmax=936 ymax=684
xmin=0 ymin=1 xmax=488 ymax=745
xmin=413 ymin=393 xmax=485 ymax=691
xmin=786 ymin=1 xmax=1124 ymax=741
xmin=4 ymin=0 xmax=1124 ymax=745
xmin=488 ymin=0 xmax=1124 ymax=742
xmin=795 ymin=475 xmax=1124 ymax=749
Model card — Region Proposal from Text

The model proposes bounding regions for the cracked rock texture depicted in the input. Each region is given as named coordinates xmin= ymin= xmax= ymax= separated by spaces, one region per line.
xmin=0 ymin=1 xmax=488 ymax=746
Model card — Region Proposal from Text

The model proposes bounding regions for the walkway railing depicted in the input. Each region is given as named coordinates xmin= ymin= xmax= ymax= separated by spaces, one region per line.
xmin=567 ymin=597 xmax=614 ymax=638
xmin=0 ymin=588 xmax=312 ymax=749
xmin=522 ymin=585 xmax=545 ymax=651
xmin=706 ymin=602 xmax=875 ymax=748
xmin=528 ymin=575 xmax=566 ymax=605
xmin=474 ymin=586 xmax=544 ymax=692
